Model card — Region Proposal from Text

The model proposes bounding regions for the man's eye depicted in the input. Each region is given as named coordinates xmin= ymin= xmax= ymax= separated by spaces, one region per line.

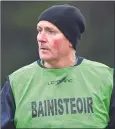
xmin=37 ymin=29 xmax=42 ymax=33
xmin=49 ymin=30 xmax=55 ymax=34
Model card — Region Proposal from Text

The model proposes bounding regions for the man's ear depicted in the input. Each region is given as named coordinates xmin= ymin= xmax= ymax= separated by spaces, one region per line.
xmin=69 ymin=42 xmax=72 ymax=47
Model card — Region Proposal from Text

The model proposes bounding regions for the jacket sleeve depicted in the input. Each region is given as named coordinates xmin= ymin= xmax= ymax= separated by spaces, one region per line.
xmin=106 ymin=70 xmax=115 ymax=129
xmin=1 ymin=78 xmax=16 ymax=129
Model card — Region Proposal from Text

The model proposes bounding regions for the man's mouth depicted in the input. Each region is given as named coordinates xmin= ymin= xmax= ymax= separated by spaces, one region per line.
xmin=41 ymin=48 xmax=47 ymax=50
xmin=40 ymin=48 xmax=49 ymax=51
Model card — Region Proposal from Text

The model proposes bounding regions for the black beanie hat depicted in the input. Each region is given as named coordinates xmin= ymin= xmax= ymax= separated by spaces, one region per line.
xmin=38 ymin=5 xmax=85 ymax=50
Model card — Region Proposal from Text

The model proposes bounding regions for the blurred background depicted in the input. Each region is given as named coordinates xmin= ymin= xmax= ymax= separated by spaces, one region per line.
xmin=1 ymin=1 xmax=114 ymax=85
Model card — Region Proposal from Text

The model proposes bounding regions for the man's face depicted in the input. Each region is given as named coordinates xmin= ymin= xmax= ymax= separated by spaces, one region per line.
xmin=37 ymin=21 xmax=72 ymax=62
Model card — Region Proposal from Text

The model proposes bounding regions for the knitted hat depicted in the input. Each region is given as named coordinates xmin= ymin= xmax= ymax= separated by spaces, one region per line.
xmin=38 ymin=4 xmax=85 ymax=50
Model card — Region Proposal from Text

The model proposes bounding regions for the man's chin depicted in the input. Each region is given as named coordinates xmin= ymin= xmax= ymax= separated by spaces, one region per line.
xmin=40 ymin=55 xmax=52 ymax=61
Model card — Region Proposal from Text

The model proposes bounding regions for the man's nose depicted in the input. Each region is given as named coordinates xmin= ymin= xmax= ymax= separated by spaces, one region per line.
xmin=37 ymin=31 xmax=47 ymax=42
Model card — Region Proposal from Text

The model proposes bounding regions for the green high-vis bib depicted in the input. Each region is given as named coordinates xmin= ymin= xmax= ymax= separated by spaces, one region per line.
xmin=9 ymin=59 xmax=113 ymax=128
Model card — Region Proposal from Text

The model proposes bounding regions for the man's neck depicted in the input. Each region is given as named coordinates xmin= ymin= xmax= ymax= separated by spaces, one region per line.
xmin=43 ymin=52 xmax=77 ymax=69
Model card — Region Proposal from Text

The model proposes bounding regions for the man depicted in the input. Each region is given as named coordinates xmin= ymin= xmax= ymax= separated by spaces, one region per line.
xmin=1 ymin=4 xmax=114 ymax=129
